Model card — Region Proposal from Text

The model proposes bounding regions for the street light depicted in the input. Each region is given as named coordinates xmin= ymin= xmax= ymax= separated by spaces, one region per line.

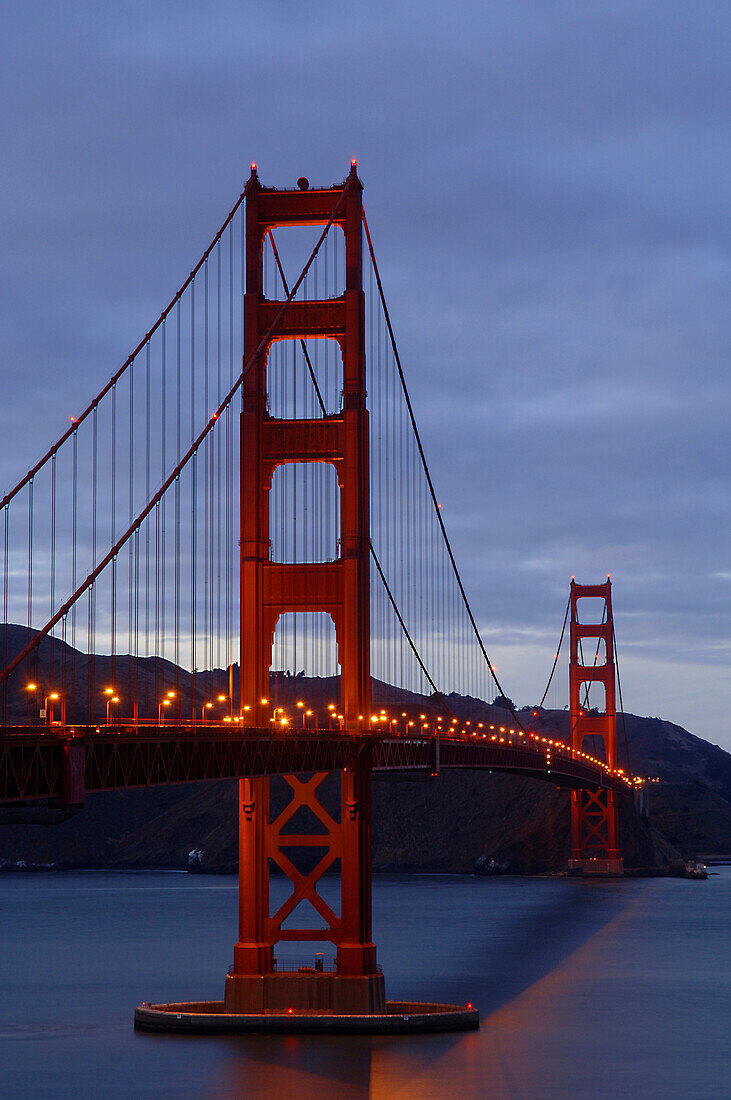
xmin=45 ymin=692 xmax=60 ymax=725
xmin=104 ymin=686 xmax=117 ymax=721
xmin=158 ymin=698 xmax=171 ymax=723
xmin=26 ymin=682 xmax=38 ymax=725
xmin=201 ymin=702 xmax=213 ymax=721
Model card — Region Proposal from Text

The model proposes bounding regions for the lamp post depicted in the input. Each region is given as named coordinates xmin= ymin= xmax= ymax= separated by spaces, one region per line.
xmin=104 ymin=688 xmax=116 ymax=724
xmin=44 ymin=692 xmax=60 ymax=725
xmin=201 ymin=702 xmax=213 ymax=722
xmin=25 ymin=682 xmax=38 ymax=726
xmin=158 ymin=698 xmax=171 ymax=723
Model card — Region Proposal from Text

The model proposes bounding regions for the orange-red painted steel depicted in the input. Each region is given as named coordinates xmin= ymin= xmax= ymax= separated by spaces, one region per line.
xmin=569 ymin=579 xmax=622 ymax=870
xmin=0 ymin=725 xmax=622 ymax=807
xmin=235 ymin=165 xmax=376 ymax=991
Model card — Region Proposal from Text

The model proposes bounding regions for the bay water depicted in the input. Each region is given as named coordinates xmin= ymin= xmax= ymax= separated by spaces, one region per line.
xmin=0 ymin=868 xmax=728 ymax=1098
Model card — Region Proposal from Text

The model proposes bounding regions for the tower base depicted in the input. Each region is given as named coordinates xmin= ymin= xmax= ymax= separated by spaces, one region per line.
xmin=569 ymin=857 xmax=624 ymax=876
xmin=224 ymin=970 xmax=385 ymax=1015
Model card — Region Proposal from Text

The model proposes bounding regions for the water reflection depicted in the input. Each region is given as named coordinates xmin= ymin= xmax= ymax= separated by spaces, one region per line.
xmin=1 ymin=871 xmax=727 ymax=1099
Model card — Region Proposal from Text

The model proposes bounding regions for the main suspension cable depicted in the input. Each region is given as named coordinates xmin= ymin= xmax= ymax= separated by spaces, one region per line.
xmin=0 ymin=188 xmax=250 ymax=512
xmin=1 ymin=181 xmax=351 ymax=683
xmin=268 ymin=225 xmax=455 ymax=716
xmin=612 ymin=622 xmax=632 ymax=776
xmin=537 ymin=594 xmax=570 ymax=710
xmin=363 ymin=209 xmax=525 ymax=731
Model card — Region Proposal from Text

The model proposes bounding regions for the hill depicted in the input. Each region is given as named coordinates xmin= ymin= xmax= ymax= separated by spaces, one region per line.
xmin=1 ymin=627 xmax=728 ymax=872
xmin=1 ymin=709 xmax=729 ymax=874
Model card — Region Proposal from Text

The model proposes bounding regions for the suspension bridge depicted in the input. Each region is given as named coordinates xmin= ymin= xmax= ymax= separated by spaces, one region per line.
xmin=0 ymin=164 xmax=641 ymax=1030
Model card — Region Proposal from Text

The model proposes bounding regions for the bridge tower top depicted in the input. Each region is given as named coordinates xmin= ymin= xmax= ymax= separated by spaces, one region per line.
xmin=239 ymin=162 xmax=370 ymax=727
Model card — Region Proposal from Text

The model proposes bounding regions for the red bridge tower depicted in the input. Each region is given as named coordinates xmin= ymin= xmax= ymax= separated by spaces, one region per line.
xmin=224 ymin=164 xmax=384 ymax=1014
xmin=568 ymin=578 xmax=623 ymax=876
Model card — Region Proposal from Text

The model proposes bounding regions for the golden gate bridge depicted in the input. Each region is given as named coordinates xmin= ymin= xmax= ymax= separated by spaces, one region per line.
xmin=0 ymin=164 xmax=643 ymax=1031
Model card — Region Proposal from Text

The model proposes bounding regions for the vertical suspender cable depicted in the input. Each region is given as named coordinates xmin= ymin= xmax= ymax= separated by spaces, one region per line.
xmin=2 ymin=507 xmax=7 ymax=723
xmin=161 ymin=319 xmax=167 ymax=675
xmin=110 ymin=383 xmax=116 ymax=692
xmin=71 ymin=431 xmax=77 ymax=720
xmin=50 ymin=455 xmax=56 ymax=685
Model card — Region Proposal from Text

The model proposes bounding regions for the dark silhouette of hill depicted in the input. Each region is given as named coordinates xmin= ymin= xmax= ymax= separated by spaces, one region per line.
xmin=1 ymin=627 xmax=729 ymax=872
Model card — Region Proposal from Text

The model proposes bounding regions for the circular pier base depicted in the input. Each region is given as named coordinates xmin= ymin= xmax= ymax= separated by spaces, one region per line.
xmin=134 ymin=999 xmax=479 ymax=1035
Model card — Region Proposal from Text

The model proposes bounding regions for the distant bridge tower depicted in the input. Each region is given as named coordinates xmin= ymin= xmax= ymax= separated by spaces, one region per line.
xmin=225 ymin=163 xmax=384 ymax=1014
xmin=568 ymin=578 xmax=623 ymax=875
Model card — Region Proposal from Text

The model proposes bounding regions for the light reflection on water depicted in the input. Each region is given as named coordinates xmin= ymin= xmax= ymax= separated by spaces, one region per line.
xmin=0 ymin=869 xmax=728 ymax=1098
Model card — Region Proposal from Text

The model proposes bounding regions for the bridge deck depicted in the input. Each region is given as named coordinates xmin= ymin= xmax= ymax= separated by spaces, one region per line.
xmin=0 ymin=725 xmax=629 ymax=807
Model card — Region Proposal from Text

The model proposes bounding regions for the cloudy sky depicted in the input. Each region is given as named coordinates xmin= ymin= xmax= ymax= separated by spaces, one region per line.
xmin=1 ymin=2 xmax=729 ymax=748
